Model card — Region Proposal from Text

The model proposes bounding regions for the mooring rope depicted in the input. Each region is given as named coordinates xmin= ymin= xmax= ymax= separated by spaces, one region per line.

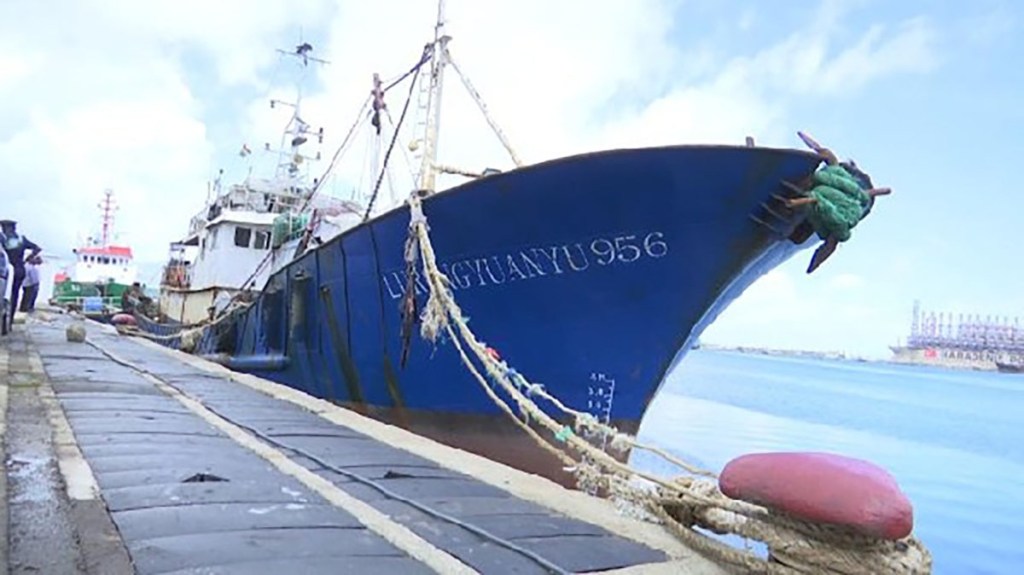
xmin=116 ymin=299 xmax=252 ymax=352
xmin=115 ymin=130 xmax=931 ymax=573
xmin=400 ymin=144 xmax=931 ymax=574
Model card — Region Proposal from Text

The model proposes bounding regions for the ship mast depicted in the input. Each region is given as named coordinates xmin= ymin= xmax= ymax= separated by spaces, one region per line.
xmin=417 ymin=0 xmax=450 ymax=193
xmin=98 ymin=189 xmax=117 ymax=247
xmin=268 ymin=40 xmax=328 ymax=190
xmin=410 ymin=0 xmax=521 ymax=194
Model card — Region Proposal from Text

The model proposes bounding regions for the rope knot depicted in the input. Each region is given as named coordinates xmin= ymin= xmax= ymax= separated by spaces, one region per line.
xmin=408 ymin=194 xmax=428 ymax=229
xmin=806 ymin=164 xmax=873 ymax=242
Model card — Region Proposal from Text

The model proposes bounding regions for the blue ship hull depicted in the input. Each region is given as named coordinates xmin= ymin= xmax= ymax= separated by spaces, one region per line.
xmin=140 ymin=145 xmax=823 ymax=484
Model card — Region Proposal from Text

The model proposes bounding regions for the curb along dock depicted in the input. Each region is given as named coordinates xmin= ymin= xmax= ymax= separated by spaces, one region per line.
xmin=0 ymin=312 xmax=731 ymax=575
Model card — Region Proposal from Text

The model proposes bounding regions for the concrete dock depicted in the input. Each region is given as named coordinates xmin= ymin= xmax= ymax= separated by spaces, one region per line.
xmin=0 ymin=312 xmax=732 ymax=574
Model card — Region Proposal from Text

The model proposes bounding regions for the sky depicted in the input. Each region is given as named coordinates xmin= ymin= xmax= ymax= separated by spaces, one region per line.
xmin=0 ymin=0 xmax=1021 ymax=358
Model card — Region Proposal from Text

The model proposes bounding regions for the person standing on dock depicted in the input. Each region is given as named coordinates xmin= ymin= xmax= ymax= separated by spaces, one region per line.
xmin=0 ymin=219 xmax=42 ymax=317
xmin=20 ymin=254 xmax=41 ymax=312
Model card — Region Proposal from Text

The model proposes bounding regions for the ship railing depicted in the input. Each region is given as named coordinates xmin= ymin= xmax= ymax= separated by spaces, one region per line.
xmin=52 ymin=295 xmax=121 ymax=312
xmin=310 ymin=195 xmax=362 ymax=217
xmin=188 ymin=185 xmax=322 ymax=232
xmin=215 ymin=184 xmax=308 ymax=215
xmin=187 ymin=213 xmax=208 ymax=236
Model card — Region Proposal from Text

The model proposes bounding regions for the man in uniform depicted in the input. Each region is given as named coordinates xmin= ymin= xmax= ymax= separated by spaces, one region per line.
xmin=0 ymin=219 xmax=43 ymax=317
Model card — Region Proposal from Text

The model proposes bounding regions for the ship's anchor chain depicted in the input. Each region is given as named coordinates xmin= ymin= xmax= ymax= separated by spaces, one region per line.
xmin=783 ymin=131 xmax=892 ymax=274
xmin=401 ymin=180 xmax=931 ymax=574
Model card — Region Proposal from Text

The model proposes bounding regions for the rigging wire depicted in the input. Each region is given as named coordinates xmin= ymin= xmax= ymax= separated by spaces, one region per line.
xmin=385 ymin=149 xmax=400 ymax=209
xmin=235 ymin=96 xmax=373 ymax=293
xmin=229 ymin=44 xmax=433 ymax=296
xmin=301 ymin=95 xmax=373 ymax=209
xmin=385 ymin=109 xmax=420 ymax=185
xmin=362 ymin=58 xmax=426 ymax=221
xmin=385 ymin=44 xmax=434 ymax=92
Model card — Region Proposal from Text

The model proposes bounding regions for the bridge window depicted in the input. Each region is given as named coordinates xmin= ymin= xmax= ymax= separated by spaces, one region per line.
xmin=254 ymin=230 xmax=270 ymax=250
xmin=234 ymin=226 xmax=252 ymax=248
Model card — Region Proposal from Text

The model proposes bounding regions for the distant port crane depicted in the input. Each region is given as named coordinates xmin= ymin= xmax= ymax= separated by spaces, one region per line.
xmin=906 ymin=301 xmax=1024 ymax=352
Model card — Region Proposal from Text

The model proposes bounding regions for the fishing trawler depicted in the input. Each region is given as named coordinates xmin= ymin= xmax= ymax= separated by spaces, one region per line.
xmin=136 ymin=3 xmax=888 ymax=487
xmin=52 ymin=189 xmax=138 ymax=316
xmin=156 ymin=42 xmax=362 ymax=325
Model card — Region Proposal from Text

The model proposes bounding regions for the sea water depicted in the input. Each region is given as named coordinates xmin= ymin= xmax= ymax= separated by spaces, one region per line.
xmin=633 ymin=350 xmax=1023 ymax=575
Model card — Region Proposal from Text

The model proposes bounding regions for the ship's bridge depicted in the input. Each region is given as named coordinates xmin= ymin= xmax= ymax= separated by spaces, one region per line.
xmin=71 ymin=245 xmax=137 ymax=285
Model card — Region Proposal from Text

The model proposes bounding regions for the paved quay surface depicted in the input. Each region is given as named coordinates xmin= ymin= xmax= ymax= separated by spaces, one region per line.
xmin=1 ymin=312 xmax=733 ymax=574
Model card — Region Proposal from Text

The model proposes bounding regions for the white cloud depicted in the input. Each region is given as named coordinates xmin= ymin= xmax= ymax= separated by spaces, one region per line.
xmin=747 ymin=5 xmax=935 ymax=101
xmin=700 ymin=265 xmax=906 ymax=358
xmin=0 ymin=53 xmax=34 ymax=91
xmin=288 ymin=0 xmax=685 ymax=194
xmin=62 ymin=0 xmax=335 ymax=86
xmin=0 ymin=40 xmax=212 ymax=264
xmin=738 ymin=8 xmax=757 ymax=31
xmin=291 ymin=0 xmax=939 ymax=201
xmin=0 ymin=0 xmax=337 ymax=270
xmin=962 ymin=3 xmax=1018 ymax=49
xmin=815 ymin=17 xmax=939 ymax=95
xmin=829 ymin=272 xmax=866 ymax=291
xmin=0 ymin=0 xmax=939 ymax=343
